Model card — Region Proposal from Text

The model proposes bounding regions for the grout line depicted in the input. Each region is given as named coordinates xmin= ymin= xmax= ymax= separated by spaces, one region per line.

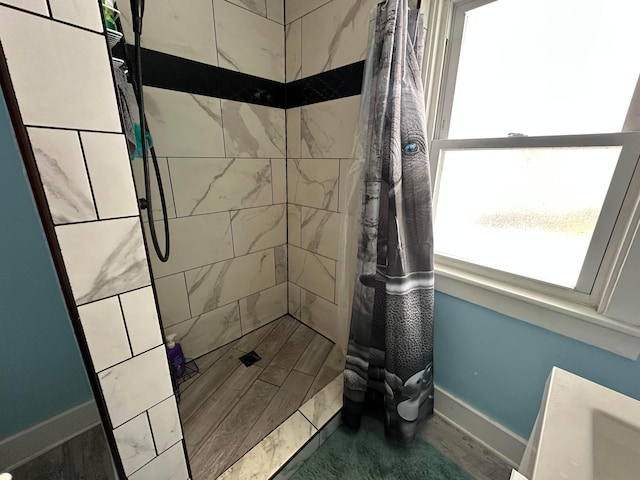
xmin=146 ymin=410 xmax=160 ymax=456
xmin=76 ymin=131 xmax=101 ymax=221
xmin=183 ymin=271 xmax=193 ymax=319
xmin=0 ymin=2 xmax=107 ymax=36
xmin=223 ymin=0 xmax=279 ymax=24
xmin=75 ymin=282 xmax=152 ymax=308
xmin=285 ymin=0 xmax=333 ymax=25
xmin=166 ymin=277 xmax=284 ymax=331
xmin=127 ymin=439 xmax=184 ymax=476
xmin=164 ymin=156 xmax=179 ymax=219
xmin=23 ymin=124 xmax=122 ymax=135
xmin=95 ymin=342 xmax=165 ymax=375
xmin=116 ymin=296 xmax=135 ymax=357
xmin=298 ymin=408 xmax=315 ymax=427
xmin=218 ymin=98 xmax=229 ymax=157
xmin=211 ymin=0 xmax=221 ymax=66
xmin=111 ymin=392 xmax=177 ymax=430
xmin=228 ymin=210 xmax=237 ymax=257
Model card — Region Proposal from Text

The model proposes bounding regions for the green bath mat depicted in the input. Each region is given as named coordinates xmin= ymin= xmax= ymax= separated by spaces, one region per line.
xmin=290 ymin=415 xmax=474 ymax=480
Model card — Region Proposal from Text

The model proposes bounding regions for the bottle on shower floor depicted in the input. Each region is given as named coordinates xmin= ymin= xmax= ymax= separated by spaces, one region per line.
xmin=166 ymin=334 xmax=186 ymax=379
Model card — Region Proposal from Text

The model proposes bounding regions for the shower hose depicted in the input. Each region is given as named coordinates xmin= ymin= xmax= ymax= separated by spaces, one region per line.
xmin=130 ymin=0 xmax=170 ymax=262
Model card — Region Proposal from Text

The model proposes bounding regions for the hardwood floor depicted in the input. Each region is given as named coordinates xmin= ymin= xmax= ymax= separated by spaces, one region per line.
xmin=418 ymin=415 xmax=513 ymax=480
xmin=9 ymin=425 xmax=116 ymax=480
xmin=179 ymin=315 xmax=338 ymax=480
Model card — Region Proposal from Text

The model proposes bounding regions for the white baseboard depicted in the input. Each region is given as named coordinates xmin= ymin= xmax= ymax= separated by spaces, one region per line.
xmin=0 ymin=401 xmax=101 ymax=472
xmin=434 ymin=385 xmax=527 ymax=468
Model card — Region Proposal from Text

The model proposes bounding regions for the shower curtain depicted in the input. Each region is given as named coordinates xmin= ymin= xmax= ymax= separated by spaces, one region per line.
xmin=342 ymin=0 xmax=433 ymax=445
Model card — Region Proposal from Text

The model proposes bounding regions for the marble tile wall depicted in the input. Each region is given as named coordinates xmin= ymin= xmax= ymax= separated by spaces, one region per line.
xmin=283 ymin=0 xmax=387 ymax=352
xmin=117 ymin=2 xmax=288 ymax=362
xmin=284 ymin=0 xmax=427 ymax=353
xmin=118 ymin=0 xmax=284 ymax=80
xmin=0 ymin=3 xmax=188 ymax=479
xmin=285 ymin=0 xmax=379 ymax=79
xmin=286 ymin=95 xmax=362 ymax=351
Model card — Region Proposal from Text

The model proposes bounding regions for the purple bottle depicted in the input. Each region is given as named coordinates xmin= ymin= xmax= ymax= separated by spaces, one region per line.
xmin=166 ymin=334 xmax=186 ymax=378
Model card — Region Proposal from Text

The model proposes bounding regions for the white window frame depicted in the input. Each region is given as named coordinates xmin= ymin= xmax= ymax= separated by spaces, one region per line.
xmin=428 ymin=0 xmax=640 ymax=358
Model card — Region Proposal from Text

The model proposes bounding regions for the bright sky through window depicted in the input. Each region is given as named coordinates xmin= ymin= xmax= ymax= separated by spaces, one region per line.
xmin=434 ymin=0 xmax=640 ymax=288
xmin=448 ymin=0 xmax=640 ymax=139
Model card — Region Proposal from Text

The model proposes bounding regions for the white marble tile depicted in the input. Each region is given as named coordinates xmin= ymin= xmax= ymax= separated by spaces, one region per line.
xmin=288 ymin=282 xmax=301 ymax=319
xmin=99 ymin=346 xmax=174 ymax=427
xmin=301 ymin=207 xmax=341 ymax=260
xmin=222 ymin=101 xmax=286 ymax=158
xmin=77 ymin=297 xmax=131 ymax=372
xmin=0 ymin=7 xmax=120 ymax=131
xmin=119 ymin=0 xmax=218 ymax=66
xmin=185 ymin=249 xmax=276 ymax=315
xmin=164 ymin=302 xmax=241 ymax=358
xmin=286 ymin=109 xmax=301 ymax=158
xmin=318 ymin=411 xmax=342 ymax=443
xmin=272 ymin=435 xmax=320 ymax=480
xmin=287 ymin=204 xmax=301 ymax=247
xmin=285 ymin=0 xmax=330 ymax=23
xmin=288 ymin=245 xmax=335 ymax=302
xmin=113 ymin=412 xmax=156 ymax=475
xmin=266 ymin=0 xmax=284 ymax=23
xmin=132 ymin=156 xmax=177 ymax=222
xmin=154 ymin=273 xmax=191 ymax=328
xmin=120 ymin=287 xmax=164 ymax=356
xmin=301 ymin=96 xmax=361 ymax=158
xmin=144 ymin=212 xmax=234 ymax=278
xmin=56 ymin=218 xmax=151 ymax=305
xmin=300 ymin=289 xmax=339 ymax=342
xmin=218 ymin=411 xmax=316 ymax=480
xmin=49 ymin=0 xmax=102 ymax=31
xmin=213 ymin=0 xmax=284 ymax=82
xmin=299 ymin=373 xmax=343 ymax=429
xmin=272 ymin=159 xmax=286 ymax=204
xmin=287 ymin=159 xmax=339 ymax=211
xmin=144 ymin=87 xmax=225 ymax=157
xmin=231 ymin=205 xmax=286 ymax=255
xmin=170 ymin=158 xmax=273 ymax=216
xmin=129 ymin=442 xmax=188 ymax=480
xmin=301 ymin=0 xmax=376 ymax=77
xmin=80 ymin=132 xmax=139 ymax=220
xmin=227 ymin=0 xmax=266 ymax=16
xmin=239 ymin=283 xmax=287 ymax=333
xmin=285 ymin=20 xmax=301 ymax=82
xmin=148 ymin=397 xmax=183 ymax=454
xmin=1 ymin=0 xmax=48 ymax=15
xmin=27 ymin=127 xmax=96 ymax=225
xmin=275 ymin=244 xmax=287 ymax=284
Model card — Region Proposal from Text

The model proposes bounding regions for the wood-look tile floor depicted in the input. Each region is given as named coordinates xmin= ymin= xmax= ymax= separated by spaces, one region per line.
xmin=179 ymin=315 xmax=341 ymax=480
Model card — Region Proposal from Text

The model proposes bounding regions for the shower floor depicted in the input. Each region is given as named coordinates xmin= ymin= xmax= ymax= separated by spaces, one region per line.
xmin=178 ymin=315 xmax=342 ymax=479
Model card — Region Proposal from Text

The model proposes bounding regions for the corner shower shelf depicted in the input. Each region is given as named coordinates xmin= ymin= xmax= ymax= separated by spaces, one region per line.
xmin=106 ymin=28 xmax=123 ymax=49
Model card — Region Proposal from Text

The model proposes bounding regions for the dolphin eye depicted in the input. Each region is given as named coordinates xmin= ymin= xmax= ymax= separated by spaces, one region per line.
xmin=403 ymin=142 xmax=419 ymax=154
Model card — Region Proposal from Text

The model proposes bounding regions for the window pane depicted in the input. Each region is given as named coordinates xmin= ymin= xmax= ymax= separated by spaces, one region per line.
xmin=434 ymin=147 xmax=620 ymax=287
xmin=448 ymin=0 xmax=640 ymax=138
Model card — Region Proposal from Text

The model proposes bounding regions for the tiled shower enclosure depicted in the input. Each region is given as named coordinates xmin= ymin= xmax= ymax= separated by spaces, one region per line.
xmin=0 ymin=0 xmax=425 ymax=478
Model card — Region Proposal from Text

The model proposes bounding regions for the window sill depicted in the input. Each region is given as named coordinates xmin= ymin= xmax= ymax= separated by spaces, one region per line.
xmin=435 ymin=263 xmax=640 ymax=360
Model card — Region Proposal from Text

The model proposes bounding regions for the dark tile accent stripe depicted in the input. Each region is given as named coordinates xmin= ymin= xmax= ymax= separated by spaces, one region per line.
xmin=286 ymin=61 xmax=365 ymax=108
xmin=115 ymin=44 xmax=364 ymax=108
xmin=118 ymin=45 xmax=286 ymax=108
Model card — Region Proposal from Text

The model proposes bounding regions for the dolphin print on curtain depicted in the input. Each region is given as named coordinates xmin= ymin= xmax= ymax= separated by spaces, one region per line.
xmin=342 ymin=0 xmax=434 ymax=445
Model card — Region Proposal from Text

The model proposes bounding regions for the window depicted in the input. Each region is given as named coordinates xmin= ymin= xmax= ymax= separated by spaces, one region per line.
xmin=431 ymin=0 xmax=640 ymax=305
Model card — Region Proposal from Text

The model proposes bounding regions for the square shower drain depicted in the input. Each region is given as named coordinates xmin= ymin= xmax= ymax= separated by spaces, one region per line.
xmin=239 ymin=351 xmax=261 ymax=367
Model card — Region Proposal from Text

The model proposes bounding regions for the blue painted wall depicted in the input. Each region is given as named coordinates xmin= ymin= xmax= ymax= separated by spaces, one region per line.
xmin=434 ymin=291 xmax=640 ymax=439
xmin=0 ymin=95 xmax=93 ymax=440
